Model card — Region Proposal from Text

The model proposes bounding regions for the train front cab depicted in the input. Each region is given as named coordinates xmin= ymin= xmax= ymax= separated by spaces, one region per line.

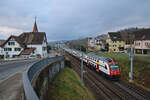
xmin=108 ymin=62 xmax=120 ymax=80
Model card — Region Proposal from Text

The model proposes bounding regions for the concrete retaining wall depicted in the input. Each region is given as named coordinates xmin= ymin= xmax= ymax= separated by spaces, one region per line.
xmin=22 ymin=56 xmax=65 ymax=100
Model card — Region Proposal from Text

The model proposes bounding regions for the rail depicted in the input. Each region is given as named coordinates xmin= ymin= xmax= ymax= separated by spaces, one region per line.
xmin=22 ymin=55 xmax=65 ymax=100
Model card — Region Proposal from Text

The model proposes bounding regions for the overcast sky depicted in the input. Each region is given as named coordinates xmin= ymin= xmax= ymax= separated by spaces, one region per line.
xmin=0 ymin=0 xmax=150 ymax=41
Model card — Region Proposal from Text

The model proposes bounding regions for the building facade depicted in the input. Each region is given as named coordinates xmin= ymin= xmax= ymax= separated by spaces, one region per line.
xmin=2 ymin=36 xmax=24 ymax=58
xmin=88 ymin=37 xmax=95 ymax=50
xmin=133 ymin=29 xmax=150 ymax=54
xmin=106 ymin=32 xmax=124 ymax=53
xmin=95 ymin=38 xmax=106 ymax=51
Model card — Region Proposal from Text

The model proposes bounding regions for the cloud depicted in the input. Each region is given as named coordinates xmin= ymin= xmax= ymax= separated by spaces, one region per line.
xmin=0 ymin=0 xmax=150 ymax=40
xmin=0 ymin=27 xmax=23 ymax=39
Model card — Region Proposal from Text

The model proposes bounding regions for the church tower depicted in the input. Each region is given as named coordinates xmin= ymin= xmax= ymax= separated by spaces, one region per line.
xmin=33 ymin=17 xmax=38 ymax=32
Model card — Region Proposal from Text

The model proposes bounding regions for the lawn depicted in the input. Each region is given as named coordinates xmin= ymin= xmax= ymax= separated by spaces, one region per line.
xmin=90 ymin=51 xmax=150 ymax=90
xmin=48 ymin=67 xmax=94 ymax=100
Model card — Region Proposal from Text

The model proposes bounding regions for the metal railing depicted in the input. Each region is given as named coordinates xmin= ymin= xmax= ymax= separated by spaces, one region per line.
xmin=22 ymin=55 xmax=65 ymax=100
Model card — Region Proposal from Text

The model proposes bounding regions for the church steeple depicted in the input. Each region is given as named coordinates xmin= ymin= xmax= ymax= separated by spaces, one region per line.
xmin=33 ymin=17 xmax=38 ymax=32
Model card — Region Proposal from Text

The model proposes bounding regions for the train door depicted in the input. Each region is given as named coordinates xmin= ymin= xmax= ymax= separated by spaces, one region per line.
xmin=87 ymin=56 xmax=89 ymax=67
xmin=96 ymin=60 xmax=100 ymax=72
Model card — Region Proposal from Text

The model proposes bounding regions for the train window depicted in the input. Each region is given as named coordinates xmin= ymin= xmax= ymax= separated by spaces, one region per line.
xmin=105 ymin=65 xmax=107 ymax=69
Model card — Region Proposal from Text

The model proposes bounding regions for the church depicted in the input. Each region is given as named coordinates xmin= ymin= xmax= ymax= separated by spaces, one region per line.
xmin=0 ymin=18 xmax=48 ymax=59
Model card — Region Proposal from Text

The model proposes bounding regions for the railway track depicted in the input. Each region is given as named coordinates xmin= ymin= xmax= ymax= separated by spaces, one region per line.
xmin=66 ymin=52 xmax=150 ymax=100
xmin=114 ymin=81 xmax=150 ymax=100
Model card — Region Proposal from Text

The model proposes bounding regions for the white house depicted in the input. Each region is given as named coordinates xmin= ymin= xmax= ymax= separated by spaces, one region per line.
xmin=1 ymin=19 xmax=48 ymax=59
xmin=1 ymin=36 xmax=24 ymax=59
xmin=133 ymin=29 xmax=150 ymax=54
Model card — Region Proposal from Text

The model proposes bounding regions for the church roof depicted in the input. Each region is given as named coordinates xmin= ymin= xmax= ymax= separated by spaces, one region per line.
xmin=18 ymin=32 xmax=46 ymax=45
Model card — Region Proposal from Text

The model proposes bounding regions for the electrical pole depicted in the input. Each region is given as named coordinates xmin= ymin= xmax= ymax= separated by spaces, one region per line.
xmin=129 ymin=47 xmax=134 ymax=82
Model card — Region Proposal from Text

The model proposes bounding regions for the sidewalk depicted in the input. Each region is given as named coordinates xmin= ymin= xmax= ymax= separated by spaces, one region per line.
xmin=0 ymin=70 xmax=24 ymax=100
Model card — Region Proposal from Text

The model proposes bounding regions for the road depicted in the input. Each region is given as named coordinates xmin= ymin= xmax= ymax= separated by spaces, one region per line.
xmin=0 ymin=59 xmax=40 ymax=81
xmin=0 ymin=53 xmax=57 ymax=100
xmin=0 ymin=59 xmax=40 ymax=100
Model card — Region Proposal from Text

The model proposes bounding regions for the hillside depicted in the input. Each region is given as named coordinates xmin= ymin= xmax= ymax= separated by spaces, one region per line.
xmin=48 ymin=67 xmax=94 ymax=100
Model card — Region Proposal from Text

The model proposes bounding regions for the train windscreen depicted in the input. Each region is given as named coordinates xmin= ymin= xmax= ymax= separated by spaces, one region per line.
xmin=110 ymin=65 xmax=119 ymax=71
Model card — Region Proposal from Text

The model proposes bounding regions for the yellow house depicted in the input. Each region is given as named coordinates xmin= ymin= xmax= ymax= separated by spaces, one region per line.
xmin=106 ymin=32 xmax=124 ymax=53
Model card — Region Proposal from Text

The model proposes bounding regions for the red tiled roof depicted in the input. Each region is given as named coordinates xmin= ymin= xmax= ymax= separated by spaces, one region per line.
xmin=20 ymin=48 xmax=35 ymax=55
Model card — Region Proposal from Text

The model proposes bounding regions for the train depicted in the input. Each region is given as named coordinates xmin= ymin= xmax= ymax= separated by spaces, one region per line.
xmin=63 ymin=47 xmax=120 ymax=80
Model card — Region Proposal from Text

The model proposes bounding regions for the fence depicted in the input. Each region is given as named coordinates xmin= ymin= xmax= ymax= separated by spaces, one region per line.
xmin=22 ymin=55 xmax=65 ymax=100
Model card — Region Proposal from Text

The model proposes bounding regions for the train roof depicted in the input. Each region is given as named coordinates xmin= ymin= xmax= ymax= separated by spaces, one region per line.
xmin=63 ymin=47 xmax=114 ymax=62
xmin=87 ymin=53 xmax=113 ymax=62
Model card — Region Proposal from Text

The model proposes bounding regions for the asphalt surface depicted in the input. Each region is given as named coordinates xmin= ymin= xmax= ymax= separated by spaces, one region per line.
xmin=0 ymin=52 xmax=56 ymax=100
xmin=0 ymin=59 xmax=40 ymax=100
xmin=0 ymin=59 xmax=40 ymax=81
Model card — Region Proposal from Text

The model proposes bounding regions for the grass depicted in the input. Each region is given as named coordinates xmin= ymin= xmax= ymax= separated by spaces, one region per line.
xmin=90 ymin=51 xmax=150 ymax=89
xmin=48 ymin=67 xmax=94 ymax=100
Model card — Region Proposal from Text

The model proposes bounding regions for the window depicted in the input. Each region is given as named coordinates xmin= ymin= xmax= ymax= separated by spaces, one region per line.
xmin=8 ymin=42 xmax=15 ymax=45
xmin=42 ymin=47 xmax=47 ymax=51
xmin=4 ymin=48 xmax=12 ymax=51
xmin=110 ymin=65 xmax=119 ymax=71
xmin=113 ymin=45 xmax=117 ymax=47
xmin=113 ymin=45 xmax=116 ymax=47
xmin=105 ymin=65 xmax=107 ymax=69
xmin=114 ymin=49 xmax=116 ymax=51
xmin=145 ymin=42 xmax=147 ymax=46
xmin=12 ymin=55 xmax=18 ymax=58
xmin=15 ymin=48 xmax=21 ymax=51
xmin=6 ymin=55 xmax=9 ymax=58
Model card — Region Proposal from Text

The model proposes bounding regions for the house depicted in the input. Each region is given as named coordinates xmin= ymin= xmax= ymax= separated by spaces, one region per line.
xmin=88 ymin=37 xmax=95 ymax=50
xmin=133 ymin=29 xmax=150 ymax=54
xmin=94 ymin=38 xmax=106 ymax=51
xmin=1 ymin=36 xmax=24 ymax=59
xmin=121 ymin=32 xmax=134 ymax=53
xmin=1 ymin=18 xmax=48 ymax=59
xmin=106 ymin=32 xmax=124 ymax=53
